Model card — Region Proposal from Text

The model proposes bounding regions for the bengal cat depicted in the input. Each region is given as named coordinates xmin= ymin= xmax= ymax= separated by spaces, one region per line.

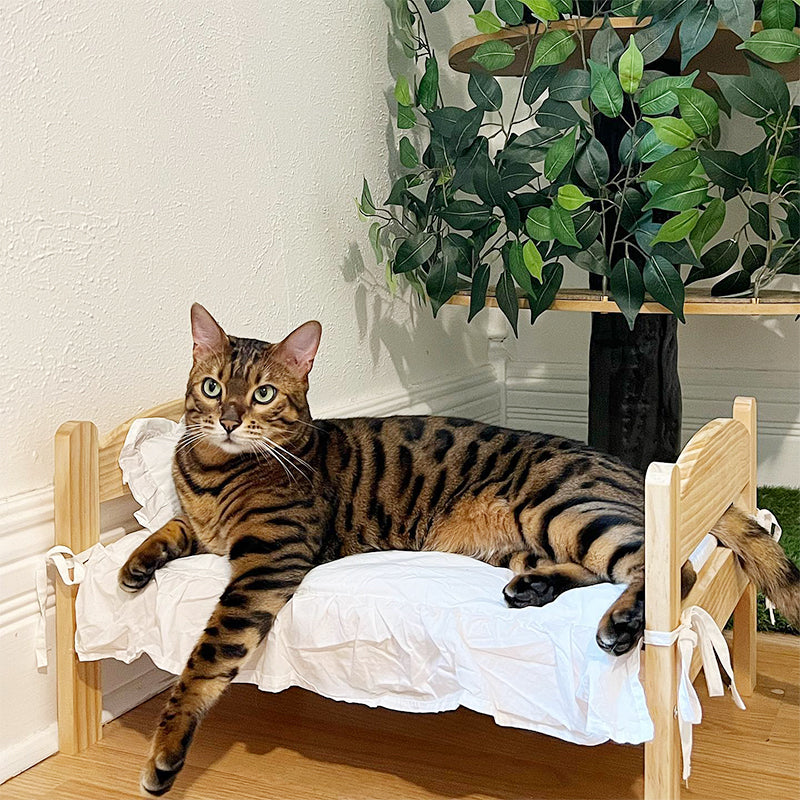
xmin=121 ymin=304 xmax=800 ymax=796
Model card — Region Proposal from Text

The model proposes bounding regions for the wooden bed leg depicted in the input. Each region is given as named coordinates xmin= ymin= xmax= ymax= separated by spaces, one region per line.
xmin=732 ymin=582 xmax=757 ymax=697
xmin=732 ymin=397 xmax=758 ymax=697
xmin=644 ymin=462 xmax=682 ymax=800
xmin=54 ymin=421 xmax=103 ymax=754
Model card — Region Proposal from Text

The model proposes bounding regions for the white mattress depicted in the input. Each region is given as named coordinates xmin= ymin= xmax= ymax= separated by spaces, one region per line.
xmin=75 ymin=528 xmax=654 ymax=746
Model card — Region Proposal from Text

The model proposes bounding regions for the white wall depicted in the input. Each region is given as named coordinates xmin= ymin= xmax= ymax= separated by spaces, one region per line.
xmin=0 ymin=0 xmax=496 ymax=780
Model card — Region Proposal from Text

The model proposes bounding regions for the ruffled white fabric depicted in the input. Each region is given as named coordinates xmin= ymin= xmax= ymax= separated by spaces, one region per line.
xmin=74 ymin=530 xmax=655 ymax=747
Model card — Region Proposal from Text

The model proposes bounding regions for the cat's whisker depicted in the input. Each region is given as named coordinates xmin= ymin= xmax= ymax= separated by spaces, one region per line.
xmin=252 ymin=439 xmax=295 ymax=484
xmin=262 ymin=436 xmax=315 ymax=477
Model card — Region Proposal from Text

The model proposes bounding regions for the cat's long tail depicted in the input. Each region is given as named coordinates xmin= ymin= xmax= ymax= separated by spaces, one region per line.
xmin=712 ymin=506 xmax=800 ymax=628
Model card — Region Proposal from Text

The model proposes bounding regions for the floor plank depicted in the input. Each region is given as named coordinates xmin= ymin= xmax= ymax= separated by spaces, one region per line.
xmin=2 ymin=633 xmax=797 ymax=800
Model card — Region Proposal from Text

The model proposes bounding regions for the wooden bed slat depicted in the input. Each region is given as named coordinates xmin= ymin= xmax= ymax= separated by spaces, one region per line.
xmin=98 ymin=398 xmax=184 ymax=504
xmin=682 ymin=547 xmax=750 ymax=682
xmin=54 ymin=421 xmax=103 ymax=754
xmin=677 ymin=418 xmax=750 ymax=564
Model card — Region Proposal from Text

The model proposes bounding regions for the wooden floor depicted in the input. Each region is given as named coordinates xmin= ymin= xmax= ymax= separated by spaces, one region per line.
xmin=3 ymin=634 xmax=798 ymax=800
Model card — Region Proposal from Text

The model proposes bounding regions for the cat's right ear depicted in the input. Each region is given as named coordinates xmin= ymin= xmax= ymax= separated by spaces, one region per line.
xmin=190 ymin=304 xmax=228 ymax=359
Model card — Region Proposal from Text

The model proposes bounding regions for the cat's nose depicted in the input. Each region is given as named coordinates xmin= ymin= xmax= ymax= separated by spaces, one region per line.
xmin=220 ymin=417 xmax=241 ymax=434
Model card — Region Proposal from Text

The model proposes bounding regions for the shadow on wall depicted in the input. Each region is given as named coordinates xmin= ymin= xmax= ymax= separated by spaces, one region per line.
xmin=341 ymin=241 xmax=488 ymax=392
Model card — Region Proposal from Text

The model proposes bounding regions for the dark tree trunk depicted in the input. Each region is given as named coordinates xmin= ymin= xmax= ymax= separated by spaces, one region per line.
xmin=587 ymin=54 xmax=684 ymax=471
xmin=588 ymin=314 xmax=682 ymax=473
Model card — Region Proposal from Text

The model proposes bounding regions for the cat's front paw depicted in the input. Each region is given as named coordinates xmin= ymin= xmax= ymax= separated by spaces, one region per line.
xmin=503 ymin=573 xmax=557 ymax=608
xmin=119 ymin=554 xmax=157 ymax=593
xmin=596 ymin=598 xmax=644 ymax=656
xmin=140 ymin=750 xmax=183 ymax=797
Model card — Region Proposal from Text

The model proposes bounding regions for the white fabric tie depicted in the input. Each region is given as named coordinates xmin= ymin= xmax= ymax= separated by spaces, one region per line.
xmin=753 ymin=508 xmax=782 ymax=625
xmin=644 ymin=605 xmax=746 ymax=782
xmin=35 ymin=544 xmax=98 ymax=668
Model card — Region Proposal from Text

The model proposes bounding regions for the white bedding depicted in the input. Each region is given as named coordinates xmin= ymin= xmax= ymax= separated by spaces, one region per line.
xmin=75 ymin=528 xmax=654 ymax=746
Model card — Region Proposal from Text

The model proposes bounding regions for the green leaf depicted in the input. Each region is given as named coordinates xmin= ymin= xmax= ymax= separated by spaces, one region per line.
xmin=636 ymin=17 xmax=681 ymax=64
xmin=536 ymin=98 xmax=582 ymax=129
xmin=674 ymin=88 xmax=719 ymax=136
xmin=611 ymin=0 xmax=641 ymax=12
xmin=399 ymin=137 xmax=419 ymax=168
xmin=500 ymin=161 xmax=538 ymax=192
xmin=524 ymin=65 xmax=559 ymax=103
xmin=698 ymin=150 xmax=749 ymax=192
xmin=468 ymin=263 xmax=491 ymax=321
xmin=526 ymin=206 xmax=555 ymax=240
xmin=506 ymin=242 xmax=533 ymax=293
xmin=551 ymin=204 xmax=581 ymax=246
xmin=773 ymin=155 xmax=800 ymax=186
xmin=368 ymin=221 xmax=383 ymax=264
xmin=533 ymin=29 xmax=577 ymax=68
xmin=642 ymin=151 xmax=700 ymax=183
xmin=523 ymin=241 xmax=544 ymax=280
xmin=549 ymin=69 xmax=591 ymax=101
xmin=393 ymin=232 xmax=437 ymax=273
xmin=425 ymin=0 xmax=452 ymax=10
xmin=644 ymin=255 xmax=686 ymax=321
xmin=651 ymin=209 xmax=700 ymax=244
xmin=451 ymin=106 xmax=485 ymax=153
xmin=709 ymin=72 xmax=771 ymax=118
xmin=468 ymin=68 xmax=503 ymax=111
xmin=496 ymin=0 xmax=525 ymax=25
xmin=418 ymin=58 xmax=439 ymax=111
xmin=618 ymin=34 xmax=644 ymax=93
xmin=521 ymin=0 xmax=559 ymax=21
xmin=438 ymin=199 xmax=493 ymax=230
xmin=638 ymin=71 xmax=699 ymax=115
xmin=748 ymin=60 xmax=790 ymax=117
xmin=471 ymin=40 xmax=516 ymax=71
xmin=680 ymin=4 xmax=720 ymax=69
xmin=590 ymin=16 xmax=625 ymax=69
xmin=361 ymin=178 xmax=376 ymax=215
xmin=617 ymin=187 xmax=647 ymax=230
xmin=712 ymin=270 xmax=752 ymax=296
xmin=575 ymin=138 xmax=610 ymax=190
xmin=749 ymin=201 xmax=772 ymax=239
xmin=589 ymin=59 xmax=624 ymax=117
xmin=470 ymin=10 xmax=504 ymax=33
xmin=572 ymin=240 xmax=609 ymax=275
xmin=427 ymin=255 xmax=460 ymax=315
xmin=686 ymin=238 xmax=738 ymax=283
xmin=738 ymin=27 xmax=800 ymax=61
xmin=610 ymin=258 xmax=644 ymax=330
xmin=690 ymin=198 xmax=726 ymax=253
xmin=638 ymin=128 xmax=677 ymax=162
xmin=557 ymin=183 xmax=592 ymax=211
xmin=498 ymin=126 xmax=562 ymax=163
xmin=761 ymin=0 xmax=796 ymax=29
xmin=742 ymin=243 xmax=767 ymax=272
xmin=644 ymin=176 xmax=709 ymax=210
xmin=473 ymin=154 xmax=508 ymax=209
xmin=394 ymin=75 xmax=413 ymax=107
xmin=496 ymin=269 xmax=520 ymax=335
xmin=643 ymin=115 xmax=696 ymax=147
xmin=398 ymin=105 xmax=417 ymax=129
xmin=544 ymin=125 xmax=577 ymax=180
xmin=714 ymin=0 xmax=756 ymax=42
xmin=527 ymin=261 xmax=564 ymax=324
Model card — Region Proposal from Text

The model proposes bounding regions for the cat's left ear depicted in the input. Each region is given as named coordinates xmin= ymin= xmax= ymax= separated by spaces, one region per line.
xmin=274 ymin=321 xmax=322 ymax=378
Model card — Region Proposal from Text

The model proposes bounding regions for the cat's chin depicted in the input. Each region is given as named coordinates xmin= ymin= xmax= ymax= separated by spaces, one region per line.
xmin=212 ymin=438 xmax=251 ymax=456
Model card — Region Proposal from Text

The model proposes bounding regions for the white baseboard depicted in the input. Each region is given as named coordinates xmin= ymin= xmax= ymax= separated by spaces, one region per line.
xmin=0 ymin=365 xmax=501 ymax=783
xmin=504 ymin=360 xmax=800 ymax=486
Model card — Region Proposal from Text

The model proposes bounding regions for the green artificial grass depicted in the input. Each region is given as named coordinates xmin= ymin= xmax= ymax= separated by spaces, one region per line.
xmin=754 ymin=486 xmax=800 ymax=634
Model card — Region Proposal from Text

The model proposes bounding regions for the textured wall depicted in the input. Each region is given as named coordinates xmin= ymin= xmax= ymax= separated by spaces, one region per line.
xmin=0 ymin=1 xmax=489 ymax=500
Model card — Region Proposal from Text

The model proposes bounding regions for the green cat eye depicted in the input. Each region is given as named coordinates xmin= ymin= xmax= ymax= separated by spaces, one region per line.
xmin=201 ymin=378 xmax=221 ymax=399
xmin=253 ymin=384 xmax=277 ymax=405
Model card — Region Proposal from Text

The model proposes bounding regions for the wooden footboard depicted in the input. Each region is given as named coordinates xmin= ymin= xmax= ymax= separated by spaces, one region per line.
xmin=643 ymin=397 xmax=758 ymax=800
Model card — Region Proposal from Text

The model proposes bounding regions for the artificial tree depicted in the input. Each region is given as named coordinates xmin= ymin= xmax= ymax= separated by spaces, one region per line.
xmin=361 ymin=0 xmax=800 ymax=470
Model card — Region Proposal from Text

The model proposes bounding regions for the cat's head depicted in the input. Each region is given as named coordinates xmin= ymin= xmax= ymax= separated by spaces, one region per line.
xmin=184 ymin=304 xmax=321 ymax=456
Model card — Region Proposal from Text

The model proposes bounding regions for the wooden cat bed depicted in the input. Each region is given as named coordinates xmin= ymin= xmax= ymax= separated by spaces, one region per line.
xmin=52 ymin=397 xmax=760 ymax=800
